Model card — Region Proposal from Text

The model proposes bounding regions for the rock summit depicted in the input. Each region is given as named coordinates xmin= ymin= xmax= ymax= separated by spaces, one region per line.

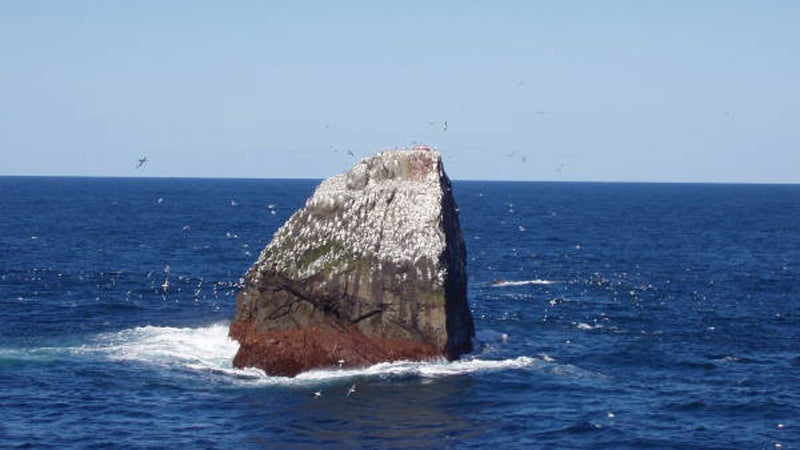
xmin=229 ymin=147 xmax=474 ymax=376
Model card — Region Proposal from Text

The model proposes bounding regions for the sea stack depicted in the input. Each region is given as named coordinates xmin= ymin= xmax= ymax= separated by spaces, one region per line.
xmin=229 ymin=147 xmax=474 ymax=376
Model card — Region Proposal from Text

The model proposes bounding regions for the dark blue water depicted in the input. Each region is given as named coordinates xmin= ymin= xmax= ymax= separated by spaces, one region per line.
xmin=1 ymin=177 xmax=798 ymax=449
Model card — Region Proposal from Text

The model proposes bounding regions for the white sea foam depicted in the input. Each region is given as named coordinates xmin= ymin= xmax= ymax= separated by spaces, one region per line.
xmin=294 ymin=356 xmax=539 ymax=383
xmin=2 ymin=324 xmax=578 ymax=387
xmin=71 ymin=323 xmax=540 ymax=386
xmin=491 ymin=279 xmax=557 ymax=287
xmin=538 ymin=353 xmax=556 ymax=363
xmin=86 ymin=323 xmax=240 ymax=370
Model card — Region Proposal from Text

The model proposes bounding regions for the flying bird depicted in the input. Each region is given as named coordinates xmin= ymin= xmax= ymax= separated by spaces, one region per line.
xmin=442 ymin=121 xmax=448 ymax=132
xmin=346 ymin=383 xmax=357 ymax=397
xmin=161 ymin=264 xmax=170 ymax=293
xmin=136 ymin=156 xmax=148 ymax=169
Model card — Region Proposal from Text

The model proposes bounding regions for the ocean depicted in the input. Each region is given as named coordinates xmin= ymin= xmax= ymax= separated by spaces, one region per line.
xmin=1 ymin=177 xmax=798 ymax=449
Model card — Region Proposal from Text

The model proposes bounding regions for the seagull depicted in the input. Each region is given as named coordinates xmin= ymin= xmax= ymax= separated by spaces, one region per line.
xmin=515 ymin=78 xmax=526 ymax=88
xmin=313 ymin=391 xmax=322 ymax=398
xmin=136 ymin=156 xmax=148 ymax=169
xmin=442 ymin=121 xmax=448 ymax=132
xmin=337 ymin=359 xmax=345 ymax=368
xmin=161 ymin=265 xmax=170 ymax=293
xmin=346 ymin=383 xmax=357 ymax=397
xmin=347 ymin=150 xmax=354 ymax=157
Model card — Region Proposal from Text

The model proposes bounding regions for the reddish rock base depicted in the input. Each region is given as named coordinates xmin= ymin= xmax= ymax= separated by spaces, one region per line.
xmin=229 ymin=319 xmax=443 ymax=377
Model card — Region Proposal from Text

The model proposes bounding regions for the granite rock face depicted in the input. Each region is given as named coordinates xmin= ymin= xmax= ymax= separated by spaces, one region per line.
xmin=229 ymin=148 xmax=474 ymax=376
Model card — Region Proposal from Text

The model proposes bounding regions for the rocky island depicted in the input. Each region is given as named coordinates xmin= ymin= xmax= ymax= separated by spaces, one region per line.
xmin=229 ymin=147 xmax=474 ymax=376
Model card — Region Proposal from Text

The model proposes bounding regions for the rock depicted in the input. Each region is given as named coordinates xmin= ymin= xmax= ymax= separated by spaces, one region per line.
xmin=229 ymin=147 xmax=474 ymax=376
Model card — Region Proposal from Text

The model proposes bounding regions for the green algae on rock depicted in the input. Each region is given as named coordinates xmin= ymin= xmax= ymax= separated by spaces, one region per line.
xmin=229 ymin=147 xmax=474 ymax=376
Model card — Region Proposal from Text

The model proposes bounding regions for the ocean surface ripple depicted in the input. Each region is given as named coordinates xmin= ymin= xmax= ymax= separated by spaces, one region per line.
xmin=1 ymin=177 xmax=798 ymax=449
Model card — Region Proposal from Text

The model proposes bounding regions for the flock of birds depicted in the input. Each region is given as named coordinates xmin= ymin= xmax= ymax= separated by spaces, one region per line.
xmin=312 ymin=382 xmax=357 ymax=399
xmin=131 ymin=78 xmax=571 ymax=175
xmin=133 ymin=102 xmax=566 ymax=174
xmin=136 ymin=147 xmax=566 ymax=176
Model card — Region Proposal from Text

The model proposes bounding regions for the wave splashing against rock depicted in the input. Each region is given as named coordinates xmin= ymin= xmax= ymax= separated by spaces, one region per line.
xmin=42 ymin=324 xmax=539 ymax=386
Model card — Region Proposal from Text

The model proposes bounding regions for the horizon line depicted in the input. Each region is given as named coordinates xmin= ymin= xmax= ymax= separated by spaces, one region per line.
xmin=1 ymin=174 xmax=798 ymax=186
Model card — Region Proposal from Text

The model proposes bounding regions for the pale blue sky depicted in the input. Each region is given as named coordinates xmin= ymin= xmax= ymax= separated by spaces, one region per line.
xmin=1 ymin=1 xmax=798 ymax=182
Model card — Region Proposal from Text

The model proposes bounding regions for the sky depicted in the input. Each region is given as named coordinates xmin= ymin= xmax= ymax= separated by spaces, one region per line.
xmin=1 ymin=1 xmax=798 ymax=182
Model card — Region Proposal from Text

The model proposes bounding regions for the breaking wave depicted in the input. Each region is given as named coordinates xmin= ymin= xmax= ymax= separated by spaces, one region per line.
xmin=7 ymin=324 xmax=543 ymax=386
xmin=294 ymin=355 xmax=539 ymax=383
xmin=491 ymin=279 xmax=557 ymax=287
